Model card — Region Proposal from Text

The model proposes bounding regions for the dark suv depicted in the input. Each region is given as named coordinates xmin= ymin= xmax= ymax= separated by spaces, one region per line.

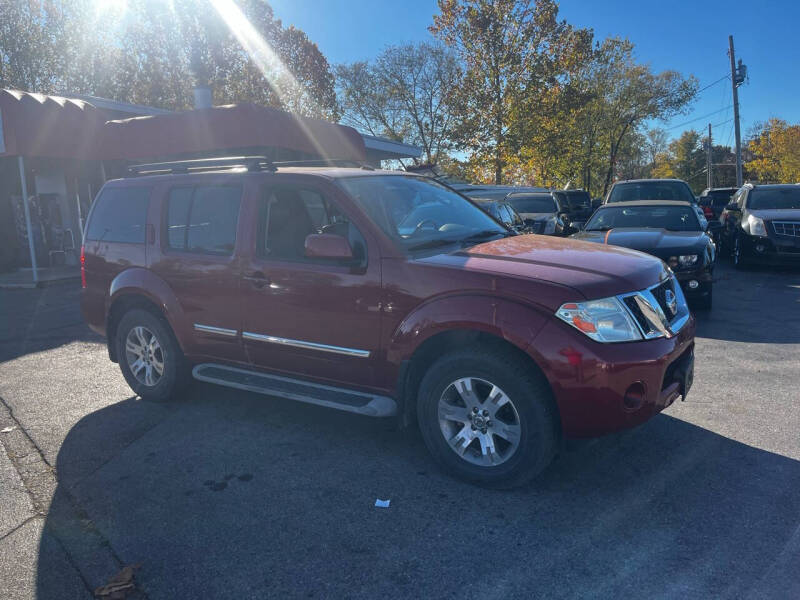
xmin=720 ymin=183 xmax=800 ymax=268
xmin=82 ymin=157 xmax=695 ymax=488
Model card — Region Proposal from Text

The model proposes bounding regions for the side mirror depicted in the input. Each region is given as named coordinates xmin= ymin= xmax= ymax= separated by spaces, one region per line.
xmin=725 ymin=202 xmax=739 ymax=212
xmin=706 ymin=221 xmax=722 ymax=232
xmin=304 ymin=233 xmax=353 ymax=260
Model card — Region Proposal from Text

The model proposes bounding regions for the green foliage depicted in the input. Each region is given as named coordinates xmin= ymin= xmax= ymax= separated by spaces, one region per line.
xmin=0 ymin=0 xmax=337 ymax=117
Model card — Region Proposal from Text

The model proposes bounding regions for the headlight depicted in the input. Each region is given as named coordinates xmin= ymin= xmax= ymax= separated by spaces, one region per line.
xmin=747 ymin=214 xmax=767 ymax=236
xmin=678 ymin=254 xmax=698 ymax=267
xmin=556 ymin=297 xmax=642 ymax=343
xmin=543 ymin=217 xmax=556 ymax=234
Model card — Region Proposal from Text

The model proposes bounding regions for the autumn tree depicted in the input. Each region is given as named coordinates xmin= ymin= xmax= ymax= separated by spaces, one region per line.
xmin=746 ymin=118 xmax=800 ymax=183
xmin=431 ymin=0 xmax=592 ymax=184
xmin=336 ymin=42 xmax=461 ymax=164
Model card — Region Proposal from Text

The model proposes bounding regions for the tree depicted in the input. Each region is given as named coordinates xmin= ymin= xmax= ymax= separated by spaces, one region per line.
xmin=746 ymin=118 xmax=800 ymax=183
xmin=431 ymin=0 xmax=592 ymax=184
xmin=0 ymin=0 xmax=338 ymax=118
xmin=336 ymin=42 xmax=461 ymax=164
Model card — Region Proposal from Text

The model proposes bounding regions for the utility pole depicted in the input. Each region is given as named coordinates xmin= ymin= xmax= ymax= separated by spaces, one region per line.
xmin=707 ymin=123 xmax=713 ymax=190
xmin=728 ymin=35 xmax=743 ymax=187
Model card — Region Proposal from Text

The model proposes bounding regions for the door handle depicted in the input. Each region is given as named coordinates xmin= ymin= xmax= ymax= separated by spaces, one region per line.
xmin=243 ymin=271 xmax=270 ymax=288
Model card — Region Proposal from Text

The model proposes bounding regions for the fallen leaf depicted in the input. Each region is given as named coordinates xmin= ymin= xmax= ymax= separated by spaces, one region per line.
xmin=1 ymin=426 xmax=16 ymax=434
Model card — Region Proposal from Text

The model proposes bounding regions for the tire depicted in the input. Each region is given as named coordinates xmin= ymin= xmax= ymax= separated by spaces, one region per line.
xmin=416 ymin=345 xmax=559 ymax=489
xmin=733 ymin=236 xmax=748 ymax=270
xmin=115 ymin=309 xmax=189 ymax=402
xmin=695 ymin=285 xmax=713 ymax=310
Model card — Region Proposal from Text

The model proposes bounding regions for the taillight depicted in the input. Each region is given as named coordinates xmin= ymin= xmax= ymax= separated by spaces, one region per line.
xmin=80 ymin=245 xmax=86 ymax=289
xmin=703 ymin=206 xmax=713 ymax=218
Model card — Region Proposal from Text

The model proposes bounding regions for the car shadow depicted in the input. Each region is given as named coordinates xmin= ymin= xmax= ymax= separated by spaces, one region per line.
xmin=692 ymin=261 xmax=800 ymax=344
xmin=0 ymin=281 xmax=102 ymax=363
xmin=37 ymin=387 xmax=800 ymax=598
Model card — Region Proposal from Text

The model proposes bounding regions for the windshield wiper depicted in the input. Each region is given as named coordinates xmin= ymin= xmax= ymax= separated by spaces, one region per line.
xmin=406 ymin=237 xmax=463 ymax=251
xmin=461 ymin=229 xmax=509 ymax=244
xmin=586 ymin=226 xmax=612 ymax=232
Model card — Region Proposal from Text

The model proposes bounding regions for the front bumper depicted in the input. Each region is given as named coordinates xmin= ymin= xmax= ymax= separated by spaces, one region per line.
xmin=530 ymin=315 xmax=696 ymax=438
xmin=742 ymin=233 xmax=800 ymax=262
xmin=674 ymin=267 xmax=713 ymax=297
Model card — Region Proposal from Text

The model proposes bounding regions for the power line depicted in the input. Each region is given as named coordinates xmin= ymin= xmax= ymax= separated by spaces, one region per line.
xmin=666 ymin=106 xmax=733 ymax=131
xmin=695 ymin=74 xmax=730 ymax=96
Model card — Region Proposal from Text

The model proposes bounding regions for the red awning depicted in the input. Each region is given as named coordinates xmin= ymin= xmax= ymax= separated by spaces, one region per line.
xmin=0 ymin=89 xmax=107 ymax=159
xmin=0 ymin=90 xmax=366 ymax=162
xmin=100 ymin=103 xmax=366 ymax=161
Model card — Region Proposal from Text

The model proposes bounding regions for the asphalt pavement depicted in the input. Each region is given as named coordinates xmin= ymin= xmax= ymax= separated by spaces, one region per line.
xmin=0 ymin=261 xmax=798 ymax=599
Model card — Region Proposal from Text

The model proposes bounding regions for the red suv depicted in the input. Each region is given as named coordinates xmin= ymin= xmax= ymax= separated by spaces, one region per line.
xmin=81 ymin=157 xmax=695 ymax=488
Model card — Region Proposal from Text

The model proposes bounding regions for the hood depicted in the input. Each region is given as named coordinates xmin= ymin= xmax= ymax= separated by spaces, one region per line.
xmin=750 ymin=208 xmax=800 ymax=221
xmin=571 ymin=228 xmax=708 ymax=259
xmin=415 ymin=234 xmax=667 ymax=301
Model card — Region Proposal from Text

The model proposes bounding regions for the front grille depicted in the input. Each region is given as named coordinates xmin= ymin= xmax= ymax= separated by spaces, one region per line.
xmin=622 ymin=296 xmax=650 ymax=332
xmin=773 ymin=221 xmax=800 ymax=237
xmin=650 ymin=279 xmax=677 ymax=320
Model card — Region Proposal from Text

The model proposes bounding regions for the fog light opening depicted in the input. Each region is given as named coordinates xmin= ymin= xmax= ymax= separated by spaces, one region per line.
xmin=755 ymin=244 xmax=766 ymax=253
xmin=687 ymin=280 xmax=699 ymax=289
xmin=623 ymin=381 xmax=647 ymax=411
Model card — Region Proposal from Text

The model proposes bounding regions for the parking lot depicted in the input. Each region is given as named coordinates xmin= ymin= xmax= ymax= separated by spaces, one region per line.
xmin=1 ymin=260 xmax=799 ymax=599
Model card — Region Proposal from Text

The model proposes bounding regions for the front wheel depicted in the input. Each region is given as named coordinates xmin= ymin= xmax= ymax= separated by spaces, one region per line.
xmin=733 ymin=236 xmax=748 ymax=270
xmin=417 ymin=346 xmax=559 ymax=489
xmin=116 ymin=309 xmax=188 ymax=402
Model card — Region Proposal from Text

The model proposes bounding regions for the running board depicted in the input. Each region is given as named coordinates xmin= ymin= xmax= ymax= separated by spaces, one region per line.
xmin=192 ymin=363 xmax=397 ymax=417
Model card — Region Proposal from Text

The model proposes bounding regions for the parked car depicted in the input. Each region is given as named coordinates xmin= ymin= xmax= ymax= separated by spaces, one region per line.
xmin=571 ymin=201 xmax=719 ymax=309
xmin=553 ymin=189 xmax=593 ymax=230
xmin=453 ymin=183 xmax=549 ymax=201
xmin=504 ymin=191 xmax=569 ymax=235
xmin=470 ymin=197 xmax=529 ymax=234
xmin=81 ymin=157 xmax=695 ymax=488
xmin=698 ymin=187 xmax=737 ymax=220
xmin=719 ymin=183 xmax=800 ymax=268
xmin=605 ymin=178 xmax=708 ymax=229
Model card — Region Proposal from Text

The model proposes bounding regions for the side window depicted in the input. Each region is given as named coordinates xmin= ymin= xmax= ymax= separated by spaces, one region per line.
xmin=259 ymin=185 xmax=366 ymax=264
xmin=86 ymin=186 xmax=150 ymax=243
xmin=165 ymin=185 xmax=241 ymax=255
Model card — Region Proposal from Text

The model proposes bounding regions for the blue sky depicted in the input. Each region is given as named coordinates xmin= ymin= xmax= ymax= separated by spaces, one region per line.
xmin=270 ymin=0 xmax=800 ymax=146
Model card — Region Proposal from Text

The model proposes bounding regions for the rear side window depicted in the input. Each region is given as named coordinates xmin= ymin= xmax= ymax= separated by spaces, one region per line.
xmin=86 ymin=186 xmax=150 ymax=243
xmin=166 ymin=185 xmax=241 ymax=255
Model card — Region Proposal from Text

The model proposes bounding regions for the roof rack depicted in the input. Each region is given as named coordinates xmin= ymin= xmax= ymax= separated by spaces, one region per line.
xmin=128 ymin=156 xmax=275 ymax=176
xmin=127 ymin=156 xmax=375 ymax=176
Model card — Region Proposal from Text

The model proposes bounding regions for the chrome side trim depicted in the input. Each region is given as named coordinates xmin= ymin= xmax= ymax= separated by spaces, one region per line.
xmin=193 ymin=324 xmax=238 ymax=337
xmin=242 ymin=332 xmax=370 ymax=358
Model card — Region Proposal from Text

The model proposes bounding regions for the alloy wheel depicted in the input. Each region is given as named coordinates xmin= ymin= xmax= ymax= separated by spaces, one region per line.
xmin=125 ymin=326 xmax=164 ymax=387
xmin=437 ymin=377 xmax=522 ymax=467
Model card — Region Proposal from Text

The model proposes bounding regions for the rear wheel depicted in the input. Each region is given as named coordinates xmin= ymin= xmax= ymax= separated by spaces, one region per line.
xmin=417 ymin=346 xmax=559 ymax=489
xmin=116 ymin=309 xmax=188 ymax=402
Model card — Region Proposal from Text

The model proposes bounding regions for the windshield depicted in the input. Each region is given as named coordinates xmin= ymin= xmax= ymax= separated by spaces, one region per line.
xmin=585 ymin=205 xmax=702 ymax=232
xmin=563 ymin=191 xmax=591 ymax=210
xmin=748 ymin=188 xmax=800 ymax=210
xmin=608 ymin=181 xmax=695 ymax=203
xmin=338 ymin=175 xmax=507 ymax=249
xmin=506 ymin=194 xmax=557 ymax=214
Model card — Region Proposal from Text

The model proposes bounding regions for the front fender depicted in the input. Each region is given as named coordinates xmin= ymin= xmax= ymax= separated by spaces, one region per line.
xmin=386 ymin=293 xmax=551 ymax=365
